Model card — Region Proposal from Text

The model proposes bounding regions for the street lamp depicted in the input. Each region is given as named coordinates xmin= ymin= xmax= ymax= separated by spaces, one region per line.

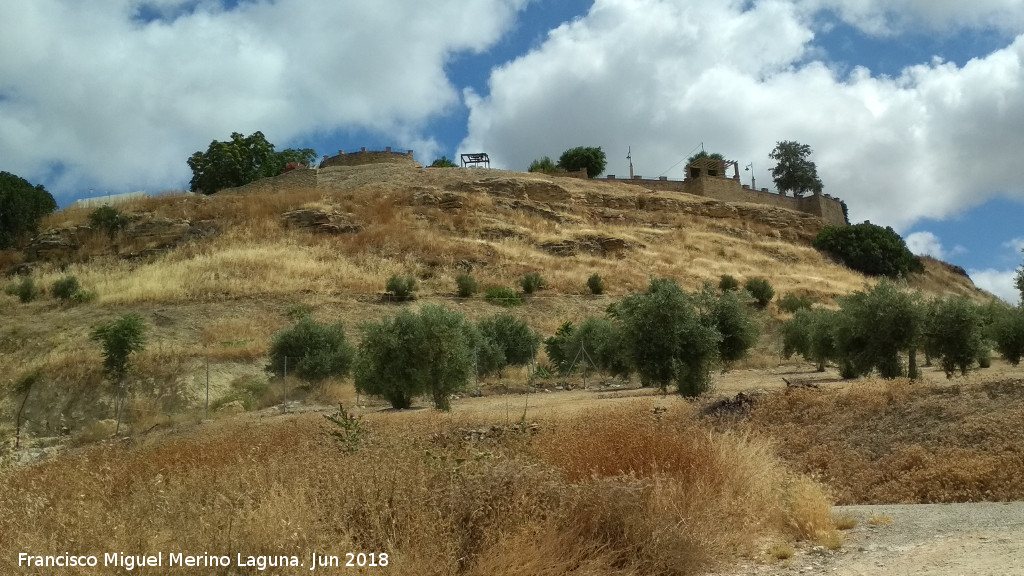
xmin=745 ymin=163 xmax=755 ymax=190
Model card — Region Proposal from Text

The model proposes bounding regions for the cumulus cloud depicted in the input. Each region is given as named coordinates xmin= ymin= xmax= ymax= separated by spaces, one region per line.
xmin=0 ymin=0 xmax=526 ymax=202
xmin=799 ymin=0 xmax=1024 ymax=35
xmin=906 ymin=231 xmax=945 ymax=258
xmin=460 ymin=0 xmax=1024 ymax=231
xmin=969 ymin=268 xmax=1020 ymax=304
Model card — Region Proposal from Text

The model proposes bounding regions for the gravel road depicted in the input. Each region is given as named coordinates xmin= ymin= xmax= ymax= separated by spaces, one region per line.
xmin=721 ymin=502 xmax=1024 ymax=576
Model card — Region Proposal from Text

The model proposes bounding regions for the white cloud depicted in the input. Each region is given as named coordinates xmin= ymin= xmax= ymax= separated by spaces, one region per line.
xmin=798 ymin=0 xmax=1024 ymax=35
xmin=1004 ymin=237 xmax=1024 ymax=254
xmin=0 ymin=0 xmax=527 ymax=201
xmin=969 ymin=268 xmax=1020 ymax=304
xmin=460 ymin=0 xmax=1024 ymax=231
xmin=906 ymin=231 xmax=946 ymax=259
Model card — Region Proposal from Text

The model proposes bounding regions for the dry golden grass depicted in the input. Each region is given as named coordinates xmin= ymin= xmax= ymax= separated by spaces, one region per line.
xmin=833 ymin=513 xmax=859 ymax=530
xmin=868 ymin=514 xmax=894 ymax=526
xmin=731 ymin=377 xmax=1024 ymax=504
xmin=0 ymin=405 xmax=835 ymax=576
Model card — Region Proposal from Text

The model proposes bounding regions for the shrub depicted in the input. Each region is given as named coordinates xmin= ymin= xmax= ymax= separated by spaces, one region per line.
xmin=484 ymin=285 xmax=522 ymax=307
xmin=267 ymin=317 xmax=355 ymax=387
xmin=922 ymin=296 xmax=986 ymax=377
xmin=52 ymin=275 xmax=81 ymax=300
xmin=813 ymin=223 xmax=924 ymax=278
xmin=431 ymin=156 xmax=458 ymax=168
xmin=476 ymin=314 xmax=540 ymax=377
xmin=455 ymin=272 xmax=478 ymax=298
xmin=561 ymin=316 xmax=631 ymax=379
xmin=91 ymin=313 xmax=147 ymax=434
xmin=71 ymin=289 xmax=97 ymax=304
xmin=718 ymin=274 xmax=739 ymax=292
xmin=586 ymin=273 xmax=604 ymax=295
xmin=744 ymin=277 xmax=775 ymax=309
xmin=519 ymin=272 xmax=545 ymax=294
xmin=544 ymin=321 xmax=576 ymax=375
xmin=385 ymin=274 xmax=418 ymax=302
xmin=528 ymin=157 xmax=557 ymax=173
xmin=705 ymin=289 xmax=759 ymax=364
xmin=88 ymin=205 xmax=129 ymax=238
xmin=15 ymin=276 xmax=38 ymax=303
xmin=355 ymin=305 xmax=475 ymax=410
xmin=614 ymin=278 xmax=721 ymax=396
xmin=991 ymin=305 xmax=1024 ymax=365
xmin=777 ymin=293 xmax=814 ymax=314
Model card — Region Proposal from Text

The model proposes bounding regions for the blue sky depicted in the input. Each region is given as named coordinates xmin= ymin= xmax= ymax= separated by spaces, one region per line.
xmin=1 ymin=0 xmax=1022 ymax=301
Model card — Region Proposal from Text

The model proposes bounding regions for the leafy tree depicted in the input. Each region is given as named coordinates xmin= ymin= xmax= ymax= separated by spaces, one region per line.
xmin=833 ymin=280 xmax=923 ymax=379
xmin=476 ymin=314 xmax=540 ymax=376
xmin=187 ymin=131 xmax=316 ymax=194
xmin=528 ymin=156 xmax=558 ymax=174
xmin=0 ymin=171 xmax=57 ymax=249
xmin=768 ymin=141 xmax=823 ymax=197
xmin=354 ymin=305 xmax=475 ymax=410
xmin=702 ymin=289 xmax=759 ymax=364
xmin=91 ymin=314 xmax=147 ymax=434
xmin=744 ymin=277 xmax=775 ymax=309
xmin=544 ymin=321 xmax=577 ymax=375
xmin=813 ymin=223 xmax=924 ymax=278
xmin=922 ymin=296 xmax=987 ymax=377
xmin=560 ymin=316 xmax=632 ymax=379
xmin=267 ymin=317 xmax=355 ymax=386
xmin=614 ymin=278 xmax=721 ymax=396
xmin=687 ymin=150 xmax=726 ymax=165
xmin=586 ymin=273 xmax=605 ymax=295
xmin=990 ymin=304 xmax=1024 ymax=365
xmin=777 ymin=293 xmax=814 ymax=314
xmin=782 ymin=308 xmax=838 ymax=372
xmin=431 ymin=156 xmax=458 ymax=168
xmin=557 ymin=146 xmax=607 ymax=178
xmin=1015 ymin=259 xmax=1024 ymax=304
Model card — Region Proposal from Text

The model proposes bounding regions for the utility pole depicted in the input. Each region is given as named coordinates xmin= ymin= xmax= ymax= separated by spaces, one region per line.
xmin=746 ymin=163 xmax=756 ymax=190
xmin=627 ymin=146 xmax=634 ymax=179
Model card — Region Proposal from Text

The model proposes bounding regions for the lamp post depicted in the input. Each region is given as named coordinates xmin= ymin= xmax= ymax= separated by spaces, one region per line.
xmin=745 ymin=163 xmax=755 ymax=190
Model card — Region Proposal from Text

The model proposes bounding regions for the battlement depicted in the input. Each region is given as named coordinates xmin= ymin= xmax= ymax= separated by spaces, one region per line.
xmin=319 ymin=147 xmax=419 ymax=169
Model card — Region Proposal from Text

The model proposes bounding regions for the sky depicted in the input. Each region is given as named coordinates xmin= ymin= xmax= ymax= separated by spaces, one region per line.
xmin=1 ymin=0 xmax=1022 ymax=302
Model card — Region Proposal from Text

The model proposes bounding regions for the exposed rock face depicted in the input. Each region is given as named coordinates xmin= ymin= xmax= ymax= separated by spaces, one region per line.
xmin=412 ymin=189 xmax=464 ymax=210
xmin=280 ymin=209 xmax=362 ymax=234
xmin=539 ymin=235 xmax=641 ymax=257
xmin=450 ymin=177 xmax=573 ymax=204
xmin=24 ymin=226 xmax=87 ymax=262
xmin=24 ymin=217 xmax=218 ymax=263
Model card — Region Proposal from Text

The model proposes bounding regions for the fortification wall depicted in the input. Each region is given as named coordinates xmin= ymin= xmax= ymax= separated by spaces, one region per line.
xmin=319 ymin=147 xmax=418 ymax=169
xmin=599 ymin=174 xmax=846 ymax=227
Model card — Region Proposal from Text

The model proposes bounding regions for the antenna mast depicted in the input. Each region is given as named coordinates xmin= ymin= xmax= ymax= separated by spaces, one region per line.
xmin=627 ymin=146 xmax=634 ymax=179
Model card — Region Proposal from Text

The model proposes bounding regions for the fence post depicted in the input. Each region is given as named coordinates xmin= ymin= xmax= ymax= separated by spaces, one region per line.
xmin=283 ymin=357 xmax=288 ymax=412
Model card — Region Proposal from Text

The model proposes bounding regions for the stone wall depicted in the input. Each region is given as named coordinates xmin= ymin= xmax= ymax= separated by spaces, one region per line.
xmin=599 ymin=175 xmax=846 ymax=227
xmin=319 ymin=147 xmax=419 ymax=168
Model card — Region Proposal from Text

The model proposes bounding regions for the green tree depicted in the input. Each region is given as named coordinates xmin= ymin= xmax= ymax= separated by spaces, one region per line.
xmin=768 ymin=141 xmax=823 ymax=197
xmin=557 ymin=146 xmax=607 ymax=178
xmin=431 ymin=156 xmax=458 ymax=168
xmin=544 ymin=321 xmax=576 ymax=375
xmin=990 ymin=304 xmax=1024 ymax=365
xmin=187 ymin=131 xmax=316 ymax=194
xmin=703 ymin=289 xmax=759 ymax=364
xmin=354 ymin=305 xmax=475 ymax=411
xmin=476 ymin=313 xmax=540 ymax=377
xmin=586 ymin=273 xmax=605 ymax=295
xmin=90 ymin=314 xmax=147 ymax=434
xmin=528 ymin=156 xmax=557 ymax=174
xmin=560 ymin=316 xmax=632 ymax=379
xmin=267 ymin=317 xmax=355 ymax=386
xmin=0 ymin=171 xmax=57 ymax=249
xmin=614 ymin=278 xmax=721 ymax=396
xmin=744 ymin=277 xmax=775 ymax=309
xmin=1015 ymin=256 xmax=1024 ymax=304
xmin=813 ymin=223 xmax=924 ymax=278
xmin=833 ymin=281 xmax=923 ymax=379
xmin=687 ymin=150 xmax=726 ymax=165
xmin=922 ymin=296 xmax=987 ymax=377
xmin=782 ymin=308 xmax=838 ymax=372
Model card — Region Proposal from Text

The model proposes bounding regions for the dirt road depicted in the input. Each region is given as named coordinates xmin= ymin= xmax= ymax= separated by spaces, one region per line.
xmin=722 ymin=502 xmax=1024 ymax=575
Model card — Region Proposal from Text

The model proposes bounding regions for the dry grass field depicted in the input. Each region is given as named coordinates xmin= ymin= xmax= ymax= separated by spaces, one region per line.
xmin=0 ymin=163 xmax=1011 ymax=574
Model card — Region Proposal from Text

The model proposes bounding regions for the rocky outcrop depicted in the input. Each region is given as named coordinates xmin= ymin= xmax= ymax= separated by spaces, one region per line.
xmin=24 ymin=226 xmax=88 ymax=262
xmin=539 ymin=235 xmax=641 ymax=258
xmin=449 ymin=177 xmax=574 ymax=204
xmin=280 ymin=209 xmax=362 ymax=234
xmin=24 ymin=217 xmax=218 ymax=263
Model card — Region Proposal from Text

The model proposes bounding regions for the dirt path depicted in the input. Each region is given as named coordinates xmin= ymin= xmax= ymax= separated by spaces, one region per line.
xmin=721 ymin=502 xmax=1024 ymax=575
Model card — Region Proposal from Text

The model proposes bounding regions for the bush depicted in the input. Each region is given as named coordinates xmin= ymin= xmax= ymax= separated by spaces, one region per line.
xmin=385 ymin=274 xmax=418 ymax=302
xmin=813 ymin=223 xmax=924 ymax=278
xmin=88 ymin=205 xmax=129 ymax=238
xmin=991 ymin=305 xmax=1024 ymax=365
xmin=519 ymin=272 xmax=545 ymax=295
xmin=544 ymin=321 xmax=576 ymax=375
xmin=71 ymin=289 xmax=97 ymax=304
xmin=705 ymin=290 xmax=759 ymax=364
xmin=528 ymin=157 xmax=557 ymax=174
xmin=563 ymin=316 xmax=631 ymax=379
xmin=431 ymin=156 xmax=457 ymax=168
xmin=586 ymin=273 xmax=604 ymax=295
xmin=777 ymin=293 xmax=814 ymax=314
xmin=744 ymin=277 xmax=775 ymax=309
xmin=455 ymin=273 xmax=478 ymax=298
xmin=922 ymin=296 xmax=986 ymax=377
xmin=355 ymin=305 xmax=475 ymax=410
xmin=718 ymin=274 xmax=739 ymax=292
xmin=484 ymin=285 xmax=522 ymax=306
xmin=14 ymin=276 xmax=39 ymax=303
xmin=52 ymin=275 xmax=81 ymax=300
xmin=267 ymin=317 xmax=355 ymax=387
xmin=476 ymin=314 xmax=540 ymax=377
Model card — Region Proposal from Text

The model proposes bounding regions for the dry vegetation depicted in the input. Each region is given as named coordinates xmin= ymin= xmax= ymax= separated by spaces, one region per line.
xmin=1 ymin=404 xmax=837 ymax=575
